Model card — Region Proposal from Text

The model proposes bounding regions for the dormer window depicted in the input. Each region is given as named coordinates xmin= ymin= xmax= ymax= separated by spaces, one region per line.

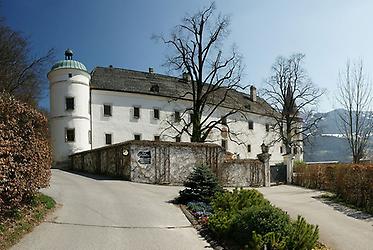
xmin=150 ymin=84 xmax=159 ymax=92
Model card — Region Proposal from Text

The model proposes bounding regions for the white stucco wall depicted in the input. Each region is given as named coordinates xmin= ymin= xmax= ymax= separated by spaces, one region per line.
xmin=48 ymin=68 xmax=91 ymax=163
xmin=90 ymin=90 xmax=289 ymax=164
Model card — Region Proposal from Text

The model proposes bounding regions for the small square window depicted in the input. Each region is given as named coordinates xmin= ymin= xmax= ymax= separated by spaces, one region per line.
xmin=247 ymin=144 xmax=251 ymax=153
xmin=221 ymin=116 xmax=227 ymax=125
xmin=221 ymin=139 xmax=227 ymax=150
xmin=175 ymin=136 xmax=181 ymax=142
xmin=174 ymin=111 xmax=181 ymax=122
xmin=65 ymin=128 xmax=75 ymax=142
xmin=105 ymin=133 xmax=112 ymax=145
xmin=248 ymin=121 xmax=254 ymax=130
xmin=154 ymin=135 xmax=160 ymax=141
xmin=65 ymin=97 xmax=74 ymax=111
xmin=134 ymin=107 xmax=140 ymax=119
xmin=68 ymin=73 xmax=72 ymax=78
xmin=265 ymin=124 xmax=270 ymax=132
xmin=104 ymin=104 xmax=112 ymax=116
xmin=154 ymin=109 xmax=160 ymax=119
xmin=134 ymin=134 xmax=141 ymax=141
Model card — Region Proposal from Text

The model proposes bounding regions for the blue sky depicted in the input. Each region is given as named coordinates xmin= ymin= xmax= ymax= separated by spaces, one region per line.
xmin=3 ymin=0 xmax=373 ymax=112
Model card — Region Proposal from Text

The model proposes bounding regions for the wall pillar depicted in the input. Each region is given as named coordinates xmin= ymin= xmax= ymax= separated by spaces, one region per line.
xmin=284 ymin=154 xmax=294 ymax=183
xmin=257 ymin=152 xmax=271 ymax=187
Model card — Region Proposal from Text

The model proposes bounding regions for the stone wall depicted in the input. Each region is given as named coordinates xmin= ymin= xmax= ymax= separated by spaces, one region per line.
xmin=221 ymin=159 xmax=264 ymax=187
xmin=70 ymin=140 xmax=267 ymax=187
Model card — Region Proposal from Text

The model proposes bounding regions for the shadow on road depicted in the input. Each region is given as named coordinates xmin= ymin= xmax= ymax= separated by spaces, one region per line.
xmin=54 ymin=168 xmax=125 ymax=181
xmin=313 ymin=196 xmax=373 ymax=222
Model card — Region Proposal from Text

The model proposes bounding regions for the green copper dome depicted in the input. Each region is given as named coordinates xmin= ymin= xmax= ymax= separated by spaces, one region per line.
xmin=50 ymin=59 xmax=87 ymax=72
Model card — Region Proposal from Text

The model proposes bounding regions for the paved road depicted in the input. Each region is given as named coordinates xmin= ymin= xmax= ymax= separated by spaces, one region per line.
xmin=12 ymin=169 xmax=211 ymax=250
xmin=258 ymin=185 xmax=373 ymax=250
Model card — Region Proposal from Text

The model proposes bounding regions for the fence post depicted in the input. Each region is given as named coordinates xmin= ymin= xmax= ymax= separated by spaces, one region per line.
xmin=257 ymin=143 xmax=271 ymax=187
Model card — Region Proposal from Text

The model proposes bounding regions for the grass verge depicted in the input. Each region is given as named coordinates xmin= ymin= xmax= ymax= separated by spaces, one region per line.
xmin=0 ymin=193 xmax=56 ymax=250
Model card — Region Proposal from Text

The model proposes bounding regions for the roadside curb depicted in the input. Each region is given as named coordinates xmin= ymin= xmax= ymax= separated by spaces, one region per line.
xmin=178 ymin=204 xmax=225 ymax=250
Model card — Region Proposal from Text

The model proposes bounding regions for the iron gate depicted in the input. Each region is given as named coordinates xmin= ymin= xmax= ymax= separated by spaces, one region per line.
xmin=270 ymin=164 xmax=287 ymax=184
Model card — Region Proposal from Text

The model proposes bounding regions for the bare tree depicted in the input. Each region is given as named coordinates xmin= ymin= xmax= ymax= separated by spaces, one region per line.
xmin=0 ymin=19 xmax=54 ymax=105
xmin=262 ymin=53 xmax=324 ymax=155
xmin=157 ymin=2 xmax=246 ymax=143
xmin=336 ymin=60 xmax=373 ymax=163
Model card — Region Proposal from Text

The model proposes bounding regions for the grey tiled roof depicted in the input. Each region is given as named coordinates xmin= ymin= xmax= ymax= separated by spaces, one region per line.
xmin=90 ymin=66 xmax=272 ymax=115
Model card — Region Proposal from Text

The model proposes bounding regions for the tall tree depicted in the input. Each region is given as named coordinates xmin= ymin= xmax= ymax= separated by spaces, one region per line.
xmin=262 ymin=54 xmax=324 ymax=155
xmin=159 ymin=2 xmax=245 ymax=142
xmin=336 ymin=60 xmax=373 ymax=163
xmin=0 ymin=19 xmax=53 ymax=105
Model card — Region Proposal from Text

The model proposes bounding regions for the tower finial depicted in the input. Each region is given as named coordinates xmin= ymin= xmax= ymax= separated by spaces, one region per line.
xmin=65 ymin=48 xmax=73 ymax=60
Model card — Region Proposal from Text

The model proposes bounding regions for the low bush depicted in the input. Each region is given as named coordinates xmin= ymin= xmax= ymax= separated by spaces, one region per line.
xmin=208 ymin=188 xmax=319 ymax=249
xmin=0 ymin=93 xmax=51 ymax=216
xmin=294 ymin=163 xmax=373 ymax=213
xmin=178 ymin=165 xmax=223 ymax=203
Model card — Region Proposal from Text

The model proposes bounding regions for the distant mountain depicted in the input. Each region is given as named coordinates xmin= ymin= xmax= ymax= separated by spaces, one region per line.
xmin=303 ymin=109 xmax=351 ymax=162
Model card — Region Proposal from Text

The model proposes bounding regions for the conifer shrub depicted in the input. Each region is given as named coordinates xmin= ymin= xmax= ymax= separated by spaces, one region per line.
xmin=0 ymin=93 xmax=51 ymax=216
xmin=178 ymin=165 xmax=223 ymax=203
xmin=208 ymin=188 xmax=319 ymax=249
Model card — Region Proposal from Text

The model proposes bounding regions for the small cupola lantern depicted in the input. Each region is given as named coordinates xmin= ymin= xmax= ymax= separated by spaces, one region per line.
xmin=65 ymin=48 xmax=73 ymax=60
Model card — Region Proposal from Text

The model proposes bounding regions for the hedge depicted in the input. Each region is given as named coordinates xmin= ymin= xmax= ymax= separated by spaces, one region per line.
xmin=0 ymin=93 xmax=51 ymax=215
xmin=294 ymin=163 xmax=373 ymax=213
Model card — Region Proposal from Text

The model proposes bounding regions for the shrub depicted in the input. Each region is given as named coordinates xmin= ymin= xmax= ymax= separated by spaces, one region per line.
xmin=178 ymin=165 xmax=223 ymax=203
xmin=294 ymin=163 xmax=373 ymax=213
xmin=208 ymin=189 xmax=319 ymax=249
xmin=0 ymin=93 xmax=51 ymax=216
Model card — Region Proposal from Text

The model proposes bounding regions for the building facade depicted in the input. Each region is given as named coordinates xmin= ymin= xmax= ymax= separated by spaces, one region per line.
xmin=48 ymin=50 xmax=303 ymax=166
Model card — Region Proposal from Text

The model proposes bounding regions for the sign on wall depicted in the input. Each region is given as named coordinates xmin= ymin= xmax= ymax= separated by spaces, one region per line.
xmin=137 ymin=150 xmax=151 ymax=164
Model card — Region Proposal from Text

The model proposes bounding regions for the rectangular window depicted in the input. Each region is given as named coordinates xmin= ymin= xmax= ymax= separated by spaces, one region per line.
xmin=247 ymin=144 xmax=251 ymax=153
xmin=105 ymin=133 xmax=112 ymax=145
xmin=174 ymin=111 xmax=181 ymax=122
xmin=175 ymin=136 xmax=181 ymax=142
xmin=221 ymin=116 xmax=227 ymax=125
xmin=65 ymin=97 xmax=74 ymax=111
xmin=104 ymin=104 xmax=112 ymax=116
xmin=153 ymin=108 xmax=160 ymax=119
xmin=88 ymin=130 xmax=91 ymax=144
xmin=280 ymin=146 xmax=283 ymax=154
xmin=248 ymin=121 xmax=254 ymax=130
xmin=265 ymin=124 xmax=270 ymax=132
xmin=65 ymin=128 xmax=75 ymax=142
xmin=221 ymin=139 xmax=227 ymax=150
xmin=134 ymin=134 xmax=141 ymax=141
xmin=294 ymin=147 xmax=298 ymax=154
xmin=154 ymin=135 xmax=160 ymax=141
xmin=134 ymin=107 xmax=140 ymax=119
xmin=68 ymin=73 xmax=73 ymax=78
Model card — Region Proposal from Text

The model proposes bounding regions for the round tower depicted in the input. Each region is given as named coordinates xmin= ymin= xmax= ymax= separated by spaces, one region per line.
xmin=48 ymin=49 xmax=91 ymax=166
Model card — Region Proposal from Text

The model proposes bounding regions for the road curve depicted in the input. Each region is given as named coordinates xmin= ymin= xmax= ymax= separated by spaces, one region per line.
xmin=258 ymin=185 xmax=373 ymax=250
xmin=12 ymin=169 xmax=211 ymax=250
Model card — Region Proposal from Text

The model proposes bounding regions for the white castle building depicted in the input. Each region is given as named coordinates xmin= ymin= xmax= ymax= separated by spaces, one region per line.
xmin=48 ymin=49 xmax=303 ymax=166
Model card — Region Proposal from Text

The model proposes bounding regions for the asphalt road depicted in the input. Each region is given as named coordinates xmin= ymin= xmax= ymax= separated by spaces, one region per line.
xmin=258 ymin=185 xmax=373 ymax=250
xmin=12 ymin=169 xmax=211 ymax=250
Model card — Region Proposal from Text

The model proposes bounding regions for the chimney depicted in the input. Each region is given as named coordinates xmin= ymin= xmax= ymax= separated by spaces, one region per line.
xmin=250 ymin=86 xmax=257 ymax=102
xmin=182 ymin=72 xmax=191 ymax=82
xmin=149 ymin=67 xmax=154 ymax=74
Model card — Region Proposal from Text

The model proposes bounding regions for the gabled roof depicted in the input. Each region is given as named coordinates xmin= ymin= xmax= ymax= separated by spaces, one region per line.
xmin=90 ymin=66 xmax=272 ymax=116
